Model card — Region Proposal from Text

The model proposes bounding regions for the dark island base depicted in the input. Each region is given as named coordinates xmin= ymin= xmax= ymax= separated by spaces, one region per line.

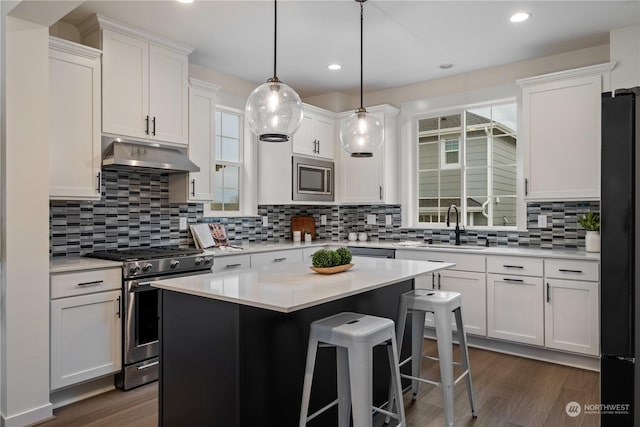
xmin=159 ymin=279 xmax=414 ymax=427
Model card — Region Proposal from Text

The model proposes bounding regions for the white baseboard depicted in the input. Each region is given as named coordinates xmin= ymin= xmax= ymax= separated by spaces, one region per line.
xmin=2 ymin=403 xmax=52 ymax=427
xmin=49 ymin=376 xmax=115 ymax=410
xmin=422 ymin=329 xmax=600 ymax=372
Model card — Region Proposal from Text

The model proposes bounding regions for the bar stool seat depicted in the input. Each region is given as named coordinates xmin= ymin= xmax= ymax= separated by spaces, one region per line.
xmin=387 ymin=290 xmax=477 ymax=427
xmin=299 ymin=312 xmax=406 ymax=427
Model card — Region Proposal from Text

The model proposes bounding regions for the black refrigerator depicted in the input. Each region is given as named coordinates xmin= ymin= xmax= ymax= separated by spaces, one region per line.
xmin=601 ymin=87 xmax=640 ymax=427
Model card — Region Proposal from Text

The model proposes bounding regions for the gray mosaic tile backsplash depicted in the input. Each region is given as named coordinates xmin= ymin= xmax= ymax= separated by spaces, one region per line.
xmin=49 ymin=170 xmax=600 ymax=257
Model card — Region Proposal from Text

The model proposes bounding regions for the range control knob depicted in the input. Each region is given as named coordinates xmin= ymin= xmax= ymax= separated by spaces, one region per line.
xmin=194 ymin=257 xmax=204 ymax=265
xmin=204 ymin=257 xmax=213 ymax=264
xmin=170 ymin=260 xmax=180 ymax=269
xmin=129 ymin=264 xmax=141 ymax=274
xmin=142 ymin=263 xmax=153 ymax=272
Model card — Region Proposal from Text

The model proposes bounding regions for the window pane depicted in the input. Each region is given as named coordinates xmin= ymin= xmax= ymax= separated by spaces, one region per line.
xmin=445 ymin=151 xmax=458 ymax=164
xmin=418 ymin=171 xmax=438 ymax=198
xmin=467 ymin=197 xmax=489 ymax=226
xmin=493 ymin=165 xmax=517 ymax=196
xmin=221 ymin=112 xmax=240 ymax=139
xmin=492 ymin=103 xmax=517 ymax=133
xmin=419 ymin=117 xmax=438 ymax=132
xmin=215 ymin=136 xmax=222 ymax=160
xmin=445 ymin=140 xmax=459 ymax=151
xmin=466 ymin=107 xmax=491 ymax=129
xmin=223 ymin=165 xmax=239 ymax=188
xmin=440 ymin=115 xmax=460 ymax=130
xmin=215 ymin=112 xmax=222 ymax=135
xmin=440 ymin=169 xmax=461 ymax=197
xmin=466 ymin=167 xmax=487 ymax=197
xmin=492 ymin=196 xmax=517 ymax=226
xmin=492 ymin=135 xmax=517 ymax=166
xmin=220 ymin=137 xmax=240 ymax=163
xmin=466 ymin=137 xmax=487 ymax=167
xmin=418 ymin=143 xmax=438 ymax=170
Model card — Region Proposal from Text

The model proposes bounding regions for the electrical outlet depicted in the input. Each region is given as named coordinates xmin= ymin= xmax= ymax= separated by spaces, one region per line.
xmin=537 ymin=214 xmax=547 ymax=228
xmin=366 ymin=214 xmax=377 ymax=225
xmin=320 ymin=214 xmax=327 ymax=225
xmin=262 ymin=216 xmax=269 ymax=227
xmin=179 ymin=217 xmax=188 ymax=231
xmin=386 ymin=215 xmax=393 ymax=226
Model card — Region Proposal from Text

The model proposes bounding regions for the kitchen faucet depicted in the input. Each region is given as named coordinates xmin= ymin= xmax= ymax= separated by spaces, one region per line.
xmin=446 ymin=204 xmax=461 ymax=245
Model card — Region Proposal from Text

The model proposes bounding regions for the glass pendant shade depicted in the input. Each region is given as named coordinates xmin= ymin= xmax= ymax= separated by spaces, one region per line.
xmin=340 ymin=108 xmax=384 ymax=157
xmin=246 ymin=77 xmax=304 ymax=143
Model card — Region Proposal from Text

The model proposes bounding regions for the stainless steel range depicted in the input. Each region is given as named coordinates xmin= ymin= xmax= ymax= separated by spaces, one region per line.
xmin=86 ymin=247 xmax=214 ymax=390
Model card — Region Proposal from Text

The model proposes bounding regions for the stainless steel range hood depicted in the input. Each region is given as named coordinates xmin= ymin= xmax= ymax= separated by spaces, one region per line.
xmin=102 ymin=139 xmax=200 ymax=173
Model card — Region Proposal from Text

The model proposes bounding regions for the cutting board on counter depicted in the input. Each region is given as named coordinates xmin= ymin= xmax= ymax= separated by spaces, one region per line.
xmin=291 ymin=216 xmax=316 ymax=240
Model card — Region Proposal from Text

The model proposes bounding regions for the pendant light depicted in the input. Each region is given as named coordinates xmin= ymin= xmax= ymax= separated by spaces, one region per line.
xmin=339 ymin=0 xmax=384 ymax=158
xmin=245 ymin=0 xmax=304 ymax=142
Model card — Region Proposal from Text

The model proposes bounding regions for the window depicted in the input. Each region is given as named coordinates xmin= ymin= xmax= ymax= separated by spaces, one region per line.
xmin=212 ymin=109 xmax=242 ymax=212
xmin=417 ymin=102 xmax=517 ymax=227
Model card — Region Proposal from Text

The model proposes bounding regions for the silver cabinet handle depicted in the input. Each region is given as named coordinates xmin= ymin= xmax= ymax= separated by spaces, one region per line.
xmin=273 ymin=258 xmax=287 ymax=262
xmin=77 ymin=280 xmax=104 ymax=287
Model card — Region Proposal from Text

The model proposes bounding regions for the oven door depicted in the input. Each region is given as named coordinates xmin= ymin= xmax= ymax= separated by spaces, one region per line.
xmin=124 ymin=269 xmax=210 ymax=365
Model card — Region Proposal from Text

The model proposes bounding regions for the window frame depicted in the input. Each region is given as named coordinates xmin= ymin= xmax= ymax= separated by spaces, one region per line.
xmin=413 ymin=99 xmax=519 ymax=230
xmin=202 ymin=105 xmax=257 ymax=218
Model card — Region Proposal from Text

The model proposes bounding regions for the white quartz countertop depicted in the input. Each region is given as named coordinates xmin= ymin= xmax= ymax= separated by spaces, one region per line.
xmin=50 ymin=256 xmax=122 ymax=273
xmin=151 ymin=256 xmax=454 ymax=313
xmin=204 ymin=240 xmax=600 ymax=261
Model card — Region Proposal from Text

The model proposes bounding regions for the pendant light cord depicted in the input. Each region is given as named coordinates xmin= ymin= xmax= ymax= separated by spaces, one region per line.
xmin=359 ymin=1 xmax=364 ymax=109
xmin=273 ymin=0 xmax=278 ymax=78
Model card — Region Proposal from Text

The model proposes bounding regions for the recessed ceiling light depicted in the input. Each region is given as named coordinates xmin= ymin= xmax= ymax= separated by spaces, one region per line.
xmin=177 ymin=0 xmax=194 ymax=3
xmin=328 ymin=64 xmax=342 ymax=71
xmin=439 ymin=63 xmax=454 ymax=70
xmin=510 ymin=12 xmax=530 ymax=23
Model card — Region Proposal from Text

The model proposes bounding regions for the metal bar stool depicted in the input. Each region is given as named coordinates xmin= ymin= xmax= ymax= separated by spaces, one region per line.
xmin=387 ymin=290 xmax=477 ymax=427
xmin=299 ymin=312 xmax=406 ymax=427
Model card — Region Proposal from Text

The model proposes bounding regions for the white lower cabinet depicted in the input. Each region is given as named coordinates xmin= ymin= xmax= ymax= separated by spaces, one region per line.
xmin=544 ymin=259 xmax=600 ymax=356
xmin=487 ymin=273 xmax=544 ymax=346
xmin=396 ymin=249 xmax=486 ymax=336
xmin=50 ymin=268 xmax=122 ymax=390
xmin=212 ymin=254 xmax=251 ymax=273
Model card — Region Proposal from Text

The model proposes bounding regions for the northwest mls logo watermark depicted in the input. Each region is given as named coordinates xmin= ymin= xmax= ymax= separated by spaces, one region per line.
xmin=565 ymin=401 xmax=631 ymax=416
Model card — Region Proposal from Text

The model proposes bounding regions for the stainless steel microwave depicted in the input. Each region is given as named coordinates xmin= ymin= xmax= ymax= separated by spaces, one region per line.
xmin=292 ymin=156 xmax=334 ymax=202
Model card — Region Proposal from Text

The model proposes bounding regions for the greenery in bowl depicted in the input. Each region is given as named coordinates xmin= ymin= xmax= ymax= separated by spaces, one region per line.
xmin=578 ymin=212 xmax=600 ymax=232
xmin=312 ymin=248 xmax=353 ymax=268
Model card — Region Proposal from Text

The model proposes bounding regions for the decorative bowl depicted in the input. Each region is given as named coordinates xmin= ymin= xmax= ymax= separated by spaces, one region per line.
xmin=309 ymin=263 xmax=354 ymax=275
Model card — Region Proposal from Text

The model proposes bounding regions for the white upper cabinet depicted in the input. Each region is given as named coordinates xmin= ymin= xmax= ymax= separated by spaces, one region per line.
xmin=337 ymin=105 xmax=399 ymax=204
xmin=80 ymin=15 xmax=192 ymax=145
xmin=517 ymin=62 xmax=616 ymax=200
xmin=292 ymin=106 xmax=335 ymax=159
xmin=49 ymin=37 xmax=102 ymax=200
xmin=170 ymin=79 xmax=220 ymax=203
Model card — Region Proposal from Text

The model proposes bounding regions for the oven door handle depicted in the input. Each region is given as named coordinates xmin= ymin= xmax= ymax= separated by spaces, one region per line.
xmin=129 ymin=281 xmax=154 ymax=292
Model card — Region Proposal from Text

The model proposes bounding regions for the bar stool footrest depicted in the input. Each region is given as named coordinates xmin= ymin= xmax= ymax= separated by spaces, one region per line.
xmin=305 ymin=399 xmax=339 ymax=423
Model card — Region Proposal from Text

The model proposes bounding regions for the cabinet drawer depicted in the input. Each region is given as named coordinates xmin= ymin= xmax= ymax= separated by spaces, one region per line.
xmin=251 ymin=249 xmax=302 ymax=268
xmin=212 ymin=254 xmax=251 ymax=273
xmin=396 ymin=249 xmax=485 ymax=272
xmin=51 ymin=268 xmax=121 ymax=299
xmin=487 ymin=256 xmax=542 ymax=276
xmin=545 ymin=259 xmax=599 ymax=281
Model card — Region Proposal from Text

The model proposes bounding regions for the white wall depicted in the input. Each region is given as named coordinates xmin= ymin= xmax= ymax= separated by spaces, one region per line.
xmin=1 ymin=15 xmax=52 ymax=427
xmin=610 ymin=24 xmax=640 ymax=90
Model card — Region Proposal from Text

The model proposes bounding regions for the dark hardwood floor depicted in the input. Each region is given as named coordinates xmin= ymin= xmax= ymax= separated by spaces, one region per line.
xmin=38 ymin=340 xmax=599 ymax=427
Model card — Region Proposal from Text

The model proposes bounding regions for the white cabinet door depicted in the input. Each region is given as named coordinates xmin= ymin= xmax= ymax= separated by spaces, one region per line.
xmin=427 ymin=270 xmax=487 ymax=336
xmin=170 ymin=81 xmax=217 ymax=202
xmin=102 ymin=29 xmax=149 ymax=140
xmin=487 ymin=273 xmax=544 ymax=345
xmin=338 ymin=106 xmax=399 ymax=204
xmin=257 ymin=139 xmax=293 ymax=205
xmin=148 ymin=44 xmax=189 ymax=145
xmin=51 ymin=290 xmax=122 ymax=390
xmin=49 ymin=38 xmax=102 ymax=200
xmin=545 ymin=278 xmax=599 ymax=356
xmin=518 ymin=63 xmax=614 ymax=200
xmin=292 ymin=109 xmax=335 ymax=159
xmin=212 ymin=254 xmax=251 ymax=273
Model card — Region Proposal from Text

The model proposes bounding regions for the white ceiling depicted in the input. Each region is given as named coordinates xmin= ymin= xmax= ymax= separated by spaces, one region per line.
xmin=61 ymin=1 xmax=640 ymax=98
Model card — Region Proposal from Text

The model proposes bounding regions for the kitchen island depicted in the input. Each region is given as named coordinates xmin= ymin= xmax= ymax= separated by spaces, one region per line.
xmin=152 ymin=256 xmax=453 ymax=427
